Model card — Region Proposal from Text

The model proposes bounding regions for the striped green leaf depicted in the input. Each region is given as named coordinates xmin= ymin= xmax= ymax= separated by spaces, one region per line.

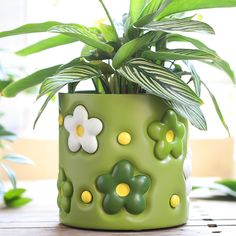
xmin=166 ymin=34 xmax=235 ymax=83
xmin=48 ymin=24 xmax=114 ymax=54
xmin=157 ymin=0 xmax=236 ymax=20
xmin=184 ymin=61 xmax=201 ymax=96
xmin=142 ymin=49 xmax=216 ymax=61
xmin=16 ymin=35 xmax=79 ymax=56
xmin=0 ymin=21 xmax=61 ymax=38
xmin=0 ymin=163 xmax=16 ymax=188
xmin=138 ymin=18 xmax=215 ymax=34
xmin=201 ymin=80 xmax=230 ymax=136
xmin=38 ymin=64 xmax=101 ymax=99
xmin=166 ymin=100 xmax=207 ymax=130
xmin=118 ymin=58 xmax=203 ymax=105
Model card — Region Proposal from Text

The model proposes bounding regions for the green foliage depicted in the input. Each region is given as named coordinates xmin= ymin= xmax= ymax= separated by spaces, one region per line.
xmin=0 ymin=0 xmax=236 ymax=133
xmin=4 ymin=188 xmax=32 ymax=208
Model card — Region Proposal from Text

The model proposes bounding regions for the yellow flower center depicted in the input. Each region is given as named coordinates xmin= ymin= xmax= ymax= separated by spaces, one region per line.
xmin=76 ymin=125 xmax=84 ymax=137
xmin=166 ymin=130 xmax=175 ymax=142
xmin=170 ymin=194 xmax=180 ymax=208
xmin=116 ymin=183 xmax=130 ymax=197
xmin=81 ymin=191 xmax=93 ymax=204
xmin=58 ymin=114 xmax=64 ymax=126
xmin=117 ymin=132 xmax=131 ymax=145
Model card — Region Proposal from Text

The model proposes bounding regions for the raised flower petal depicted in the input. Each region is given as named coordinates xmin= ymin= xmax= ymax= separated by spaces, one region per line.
xmin=155 ymin=140 xmax=172 ymax=160
xmin=68 ymin=134 xmax=81 ymax=152
xmin=130 ymin=175 xmax=151 ymax=194
xmin=148 ymin=110 xmax=186 ymax=160
xmin=80 ymin=135 xmax=98 ymax=153
xmin=85 ymin=118 xmax=103 ymax=136
xmin=61 ymin=196 xmax=71 ymax=213
xmin=171 ymin=140 xmax=183 ymax=158
xmin=73 ymin=105 xmax=88 ymax=123
xmin=125 ymin=193 xmax=146 ymax=214
xmin=103 ymin=193 xmax=124 ymax=214
xmin=148 ymin=122 xmax=166 ymax=141
xmin=64 ymin=105 xmax=103 ymax=154
xmin=64 ymin=115 xmax=76 ymax=132
xmin=97 ymin=174 xmax=115 ymax=193
xmin=111 ymin=160 xmax=134 ymax=182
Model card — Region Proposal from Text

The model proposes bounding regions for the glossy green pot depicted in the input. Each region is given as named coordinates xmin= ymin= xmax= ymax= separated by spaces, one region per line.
xmin=58 ymin=93 xmax=190 ymax=230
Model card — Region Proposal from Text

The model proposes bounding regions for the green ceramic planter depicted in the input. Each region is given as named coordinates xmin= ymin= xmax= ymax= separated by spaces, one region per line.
xmin=58 ymin=93 xmax=191 ymax=230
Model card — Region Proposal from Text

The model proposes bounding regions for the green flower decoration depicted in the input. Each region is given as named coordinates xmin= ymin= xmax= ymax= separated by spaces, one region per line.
xmin=57 ymin=168 xmax=73 ymax=213
xmin=96 ymin=160 xmax=151 ymax=215
xmin=148 ymin=110 xmax=185 ymax=160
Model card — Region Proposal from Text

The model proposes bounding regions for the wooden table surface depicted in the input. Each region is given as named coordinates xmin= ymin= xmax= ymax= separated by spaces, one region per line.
xmin=0 ymin=180 xmax=236 ymax=236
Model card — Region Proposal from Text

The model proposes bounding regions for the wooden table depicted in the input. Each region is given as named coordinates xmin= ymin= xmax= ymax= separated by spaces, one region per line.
xmin=0 ymin=180 xmax=236 ymax=236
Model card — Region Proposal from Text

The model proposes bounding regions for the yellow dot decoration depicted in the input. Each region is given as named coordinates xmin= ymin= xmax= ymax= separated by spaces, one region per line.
xmin=76 ymin=125 xmax=85 ymax=137
xmin=116 ymin=183 xmax=130 ymax=197
xmin=166 ymin=130 xmax=175 ymax=143
xmin=170 ymin=194 xmax=180 ymax=208
xmin=81 ymin=191 xmax=93 ymax=204
xmin=58 ymin=114 xmax=64 ymax=126
xmin=117 ymin=132 xmax=131 ymax=145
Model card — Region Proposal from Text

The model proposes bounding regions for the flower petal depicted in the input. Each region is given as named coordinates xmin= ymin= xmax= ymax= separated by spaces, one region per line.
xmin=84 ymin=118 xmax=103 ymax=136
xmin=62 ymin=181 xmax=73 ymax=197
xmin=61 ymin=196 xmax=71 ymax=213
xmin=164 ymin=110 xmax=178 ymax=126
xmin=96 ymin=174 xmax=115 ymax=193
xmin=171 ymin=140 xmax=183 ymax=158
xmin=64 ymin=115 xmax=76 ymax=132
xmin=148 ymin=122 xmax=166 ymax=141
xmin=125 ymin=193 xmax=145 ymax=214
xmin=111 ymin=160 xmax=133 ymax=182
xmin=154 ymin=140 xmax=171 ymax=160
xmin=73 ymin=105 xmax=88 ymax=123
xmin=68 ymin=135 xmax=81 ymax=152
xmin=103 ymin=193 xmax=124 ymax=214
xmin=80 ymin=135 xmax=98 ymax=153
xmin=176 ymin=122 xmax=185 ymax=139
xmin=130 ymin=175 xmax=151 ymax=194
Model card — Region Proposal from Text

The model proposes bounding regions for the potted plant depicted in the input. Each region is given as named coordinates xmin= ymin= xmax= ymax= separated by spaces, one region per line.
xmin=0 ymin=0 xmax=235 ymax=230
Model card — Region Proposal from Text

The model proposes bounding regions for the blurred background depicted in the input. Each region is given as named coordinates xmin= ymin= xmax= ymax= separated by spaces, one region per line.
xmin=0 ymin=0 xmax=235 ymax=180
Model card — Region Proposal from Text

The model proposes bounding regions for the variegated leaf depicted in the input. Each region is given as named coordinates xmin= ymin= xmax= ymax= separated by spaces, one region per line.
xmin=138 ymin=18 xmax=215 ymax=34
xmin=118 ymin=58 xmax=202 ymax=105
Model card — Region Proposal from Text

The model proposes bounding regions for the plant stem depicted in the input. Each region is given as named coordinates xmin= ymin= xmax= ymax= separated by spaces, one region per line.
xmin=98 ymin=0 xmax=119 ymax=43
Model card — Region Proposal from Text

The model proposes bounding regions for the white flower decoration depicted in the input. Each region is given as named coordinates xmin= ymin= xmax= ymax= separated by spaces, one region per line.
xmin=64 ymin=105 xmax=103 ymax=154
xmin=183 ymin=149 xmax=192 ymax=195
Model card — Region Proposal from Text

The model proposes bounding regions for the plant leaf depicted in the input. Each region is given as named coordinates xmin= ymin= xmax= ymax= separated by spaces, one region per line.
xmin=2 ymin=65 xmax=62 ymax=97
xmin=0 ymin=124 xmax=16 ymax=141
xmin=201 ymin=80 xmax=230 ymax=136
xmin=0 ymin=81 xmax=11 ymax=92
xmin=3 ymin=188 xmax=26 ymax=201
xmin=135 ymin=0 xmax=172 ymax=27
xmin=112 ymin=32 xmax=157 ymax=68
xmin=38 ymin=64 xmax=101 ymax=99
xmin=97 ymin=23 xmax=117 ymax=42
xmin=129 ymin=0 xmax=148 ymax=24
xmin=118 ymin=58 xmax=203 ymax=105
xmin=166 ymin=34 xmax=235 ymax=83
xmin=16 ymin=35 xmax=79 ymax=56
xmin=3 ymin=155 xmax=34 ymax=165
xmin=0 ymin=21 xmax=61 ymax=38
xmin=157 ymin=0 xmax=236 ymax=20
xmin=5 ymin=197 xmax=32 ymax=208
xmin=142 ymin=49 xmax=217 ymax=61
xmin=216 ymin=179 xmax=236 ymax=192
xmin=0 ymin=163 xmax=17 ymax=188
xmin=166 ymin=100 xmax=207 ymax=130
xmin=138 ymin=18 xmax=215 ymax=34
xmin=48 ymin=24 xmax=114 ymax=54
xmin=184 ymin=61 xmax=201 ymax=96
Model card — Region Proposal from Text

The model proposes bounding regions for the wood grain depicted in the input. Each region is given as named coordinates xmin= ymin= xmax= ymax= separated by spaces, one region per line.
xmin=0 ymin=180 xmax=236 ymax=236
